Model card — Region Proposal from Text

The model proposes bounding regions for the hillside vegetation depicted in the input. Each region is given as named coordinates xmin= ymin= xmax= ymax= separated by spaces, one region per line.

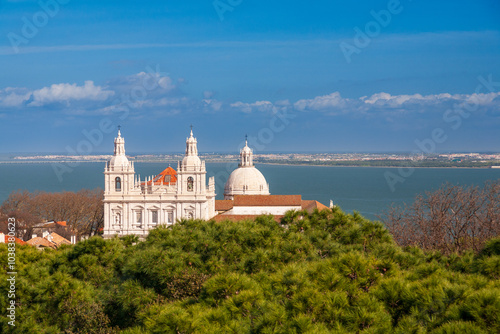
xmin=1 ymin=208 xmax=500 ymax=333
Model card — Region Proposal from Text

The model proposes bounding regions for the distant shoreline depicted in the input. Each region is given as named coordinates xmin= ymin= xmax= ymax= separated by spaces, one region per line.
xmin=258 ymin=162 xmax=499 ymax=169
xmin=1 ymin=160 xmax=499 ymax=169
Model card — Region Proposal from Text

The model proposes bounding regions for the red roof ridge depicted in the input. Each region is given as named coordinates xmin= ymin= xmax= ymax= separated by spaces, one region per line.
xmin=301 ymin=200 xmax=329 ymax=212
xmin=215 ymin=200 xmax=234 ymax=211
xmin=213 ymin=214 xmax=283 ymax=223
xmin=2 ymin=234 xmax=27 ymax=245
xmin=142 ymin=166 xmax=177 ymax=186
xmin=27 ymin=237 xmax=56 ymax=248
xmin=48 ymin=232 xmax=71 ymax=245
xmin=233 ymin=195 xmax=302 ymax=207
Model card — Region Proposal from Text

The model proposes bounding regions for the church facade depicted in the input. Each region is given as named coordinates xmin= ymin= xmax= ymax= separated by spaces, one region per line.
xmin=103 ymin=129 xmax=216 ymax=238
xmin=103 ymin=128 xmax=328 ymax=238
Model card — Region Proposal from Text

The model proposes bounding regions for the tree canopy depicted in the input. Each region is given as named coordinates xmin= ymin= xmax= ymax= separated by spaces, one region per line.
xmin=1 ymin=207 xmax=499 ymax=333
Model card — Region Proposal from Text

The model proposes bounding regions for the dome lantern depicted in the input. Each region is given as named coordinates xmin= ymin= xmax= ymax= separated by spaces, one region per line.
xmin=108 ymin=127 xmax=130 ymax=169
xmin=181 ymin=126 xmax=201 ymax=167
xmin=224 ymin=136 xmax=270 ymax=200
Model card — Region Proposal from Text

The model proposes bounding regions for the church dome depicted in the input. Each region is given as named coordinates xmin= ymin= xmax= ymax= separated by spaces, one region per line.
xmin=224 ymin=166 xmax=270 ymax=199
xmin=182 ymin=155 xmax=201 ymax=166
xmin=224 ymin=137 xmax=269 ymax=199
xmin=109 ymin=155 xmax=129 ymax=168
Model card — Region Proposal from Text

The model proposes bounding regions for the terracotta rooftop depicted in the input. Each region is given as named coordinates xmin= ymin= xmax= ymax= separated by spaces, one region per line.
xmin=143 ymin=166 xmax=177 ymax=186
xmin=26 ymin=232 xmax=71 ymax=248
xmin=33 ymin=221 xmax=68 ymax=229
xmin=48 ymin=232 xmax=71 ymax=247
xmin=1 ymin=234 xmax=27 ymax=245
xmin=301 ymin=200 xmax=329 ymax=212
xmin=233 ymin=195 xmax=302 ymax=207
xmin=215 ymin=200 xmax=234 ymax=212
xmin=26 ymin=237 xmax=56 ymax=248
xmin=212 ymin=214 xmax=283 ymax=223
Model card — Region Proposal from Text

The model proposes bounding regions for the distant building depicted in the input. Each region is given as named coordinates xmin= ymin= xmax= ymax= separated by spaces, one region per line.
xmin=0 ymin=233 xmax=27 ymax=245
xmin=214 ymin=195 xmax=328 ymax=222
xmin=32 ymin=220 xmax=69 ymax=235
xmin=27 ymin=237 xmax=55 ymax=249
xmin=26 ymin=232 xmax=72 ymax=249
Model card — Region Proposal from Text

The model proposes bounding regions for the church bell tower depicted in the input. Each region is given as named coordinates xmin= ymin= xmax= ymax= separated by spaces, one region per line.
xmin=104 ymin=128 xmax=135 ymax=195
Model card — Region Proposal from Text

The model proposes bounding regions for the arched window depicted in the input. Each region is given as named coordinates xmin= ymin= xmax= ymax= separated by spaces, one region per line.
xmin=187 ymin=177 xmax=194 ymax=192
xmin=115 ymin=177 xmax=122 ymax=191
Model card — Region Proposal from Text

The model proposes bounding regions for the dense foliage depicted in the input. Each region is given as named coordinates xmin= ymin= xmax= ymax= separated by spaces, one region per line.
xmin=1 ymin=208 xmax=500 ymax=333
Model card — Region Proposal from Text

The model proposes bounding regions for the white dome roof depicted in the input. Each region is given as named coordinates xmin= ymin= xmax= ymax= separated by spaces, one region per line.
xmin=109 ymin=155 xmax=129 ymax=168
xmin=182 ymin=155 xmax=201 ymax=166
xmin=224 ymin=166 xmax=270 ymax=198
xmin=241 ymin=145 xmax=252 ymax=154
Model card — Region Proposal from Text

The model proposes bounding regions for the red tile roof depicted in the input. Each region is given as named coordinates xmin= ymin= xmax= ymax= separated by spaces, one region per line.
xmin=26 ymin=232 xmax=71 ymax=248
xmin=27 ymin=237 xmax=56 ymax=248
xmin=48 ymin=232 xmax=71 ymax=247
xmin=212 ymin=214 xmax=283 ymax=223
xmin=233 ymin=195 xmax=302 ymax=207
xmin=301 ymin=200 xmax=329 ymax=212
xmin=152 ymin=166 xmax=178 ymax=185
xmin=56 ymin=221 xmax=67 ymax=226
xmin=214 ymin=195 xmax=328 ymax=223
xmin=2 ymin=235 xmax=26 ymax=245
xmin=215 ymin=200 xmax=234 ymax=211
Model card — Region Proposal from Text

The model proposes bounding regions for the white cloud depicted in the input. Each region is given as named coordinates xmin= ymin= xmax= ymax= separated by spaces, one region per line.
xmin=29 ymin=80 xmax=114 ymax=106
xmin=203 ymin=99 xmax=223 ymax=112
xmin=463 ymin=92 xmax=500 ymax=106
xmin=129 ymin=71 xmax=176 ymax=92
xmin=231 ymin=101 xmax=276 ymax=113
xmin=0 ymin=87 xmax=32 ymax=107
xmin=2 ymin=72 xmax=499 ymax=121
xmin=362 ymin=92 xmax=458 ymax=107
xmin=144 ymin=97 xmax=190 ymax=107
xmin=229 ymin=89 xmax=500 ymax=120
xmin=294 ymin=92 xmax=349 ymax=112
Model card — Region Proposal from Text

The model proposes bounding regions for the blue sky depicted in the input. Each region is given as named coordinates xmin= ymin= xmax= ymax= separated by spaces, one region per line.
xmin=0 ymin=0 xmax=499 ymax=154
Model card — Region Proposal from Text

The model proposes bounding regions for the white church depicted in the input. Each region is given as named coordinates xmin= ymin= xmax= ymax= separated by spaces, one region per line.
xmin=103 ymin=128 xmax=328 ymax=238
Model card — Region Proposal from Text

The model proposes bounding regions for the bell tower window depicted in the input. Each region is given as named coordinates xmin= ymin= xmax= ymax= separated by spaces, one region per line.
xmin=115 ymin=177 xmax=122 ymax=191
xmin=187 ymin=177 xmax=194 ymax=192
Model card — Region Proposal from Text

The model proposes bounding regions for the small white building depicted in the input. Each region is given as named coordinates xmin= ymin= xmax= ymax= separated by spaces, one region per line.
xmin=103 ymin=128 xmax=216 ymax=238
